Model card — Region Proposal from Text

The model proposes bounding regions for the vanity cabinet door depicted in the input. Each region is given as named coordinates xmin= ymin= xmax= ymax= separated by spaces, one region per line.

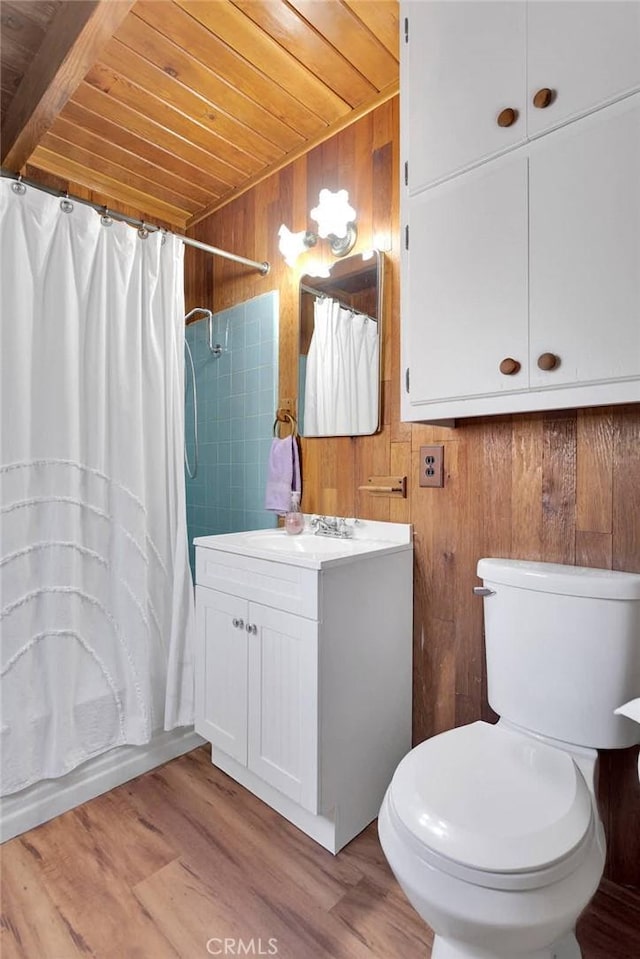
xmin=247 ymin=602 xmax=318 ymax=813
xmin=529 ymin=96 xmax=640 ymax=389
xmin=403 ymin=0 xmax=526 ymax=193
xmin=195 ymin=586 xmax=248 ymax=765
xmin=527 ymin=1 xmax=640 ymax=140
xmin=406 ymin=153 xmax=529 ymax=407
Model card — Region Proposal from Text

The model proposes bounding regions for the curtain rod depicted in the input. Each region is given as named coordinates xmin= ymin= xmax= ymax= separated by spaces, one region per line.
xmin=1 ymin=170 xmax=271 ymax=276
xmin=300 ymin=282 xmax=377 ymax=321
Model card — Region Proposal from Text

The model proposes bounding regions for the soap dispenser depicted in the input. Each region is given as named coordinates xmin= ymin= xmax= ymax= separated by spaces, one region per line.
xmin=285 ymin=491 xmax=304 ymax=535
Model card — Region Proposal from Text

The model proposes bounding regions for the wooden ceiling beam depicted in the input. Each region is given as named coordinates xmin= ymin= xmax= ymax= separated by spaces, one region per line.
xmin=1 ymin=0 xmax=135 ymax=171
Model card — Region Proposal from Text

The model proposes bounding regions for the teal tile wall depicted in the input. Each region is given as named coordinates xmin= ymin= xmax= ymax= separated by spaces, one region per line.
xmin=185 ymin=291 xmax=279 ymax=572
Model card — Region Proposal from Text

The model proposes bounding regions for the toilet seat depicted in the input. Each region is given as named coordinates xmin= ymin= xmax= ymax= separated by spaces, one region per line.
xmin=387 ymin=721 xmax=595 ymax=890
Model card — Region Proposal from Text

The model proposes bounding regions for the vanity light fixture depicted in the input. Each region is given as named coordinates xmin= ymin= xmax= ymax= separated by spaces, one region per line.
xmin=278 ymin=188 xmax=357 ymax=269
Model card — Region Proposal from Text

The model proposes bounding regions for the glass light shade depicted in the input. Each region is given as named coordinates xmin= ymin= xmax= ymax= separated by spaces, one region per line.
xmin=310 ymin=189 xmax=356 ymax=240
xmin=304 ymin=259 xmax=332 ymax=278
xmin=278 ymin=224 xmax=308 ymax=268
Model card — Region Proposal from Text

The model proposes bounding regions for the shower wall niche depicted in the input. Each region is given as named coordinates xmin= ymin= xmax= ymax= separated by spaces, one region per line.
xmin=185 ymin=291 xmax=279 ymax=571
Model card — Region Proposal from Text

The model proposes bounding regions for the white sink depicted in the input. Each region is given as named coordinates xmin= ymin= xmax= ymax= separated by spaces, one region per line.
xmin=240 ymin=530 xmax=367 ymax=556
xmin=194 ymin=520 xmax=413 ymax=568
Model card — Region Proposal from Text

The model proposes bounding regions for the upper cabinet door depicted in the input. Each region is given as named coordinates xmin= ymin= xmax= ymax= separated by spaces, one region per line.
xmin=407 ymin=153 xmax=529 ymax=406
xmin=403 ymin=1 xmax=527 ymax=193
xmin=527 ymin=1 xmax=640 ymax=138
xmin=529 ymin=96 xmax=640 ymax=389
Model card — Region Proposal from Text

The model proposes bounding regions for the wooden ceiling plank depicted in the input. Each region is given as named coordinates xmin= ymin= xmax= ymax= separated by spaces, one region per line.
xmin=1 ymin=61 xmax=23 ymax=99
xmin=114 ymin=11 xmax=304 ymax=154
xmin=39 ymin=130 xmax=202 ymax=215
xmin=5 ymin=1 xmax=63 ymax=33
xmin=342 ymin=0 xmax=400 ymax=61
xmin=231 ymin=0 xmax=377 ymax=107
xmin=99 ymin=40 xmax=280 ymax=170
xmin=135 ymin=0 xmax=328 ymax=139
xmin=175 ymin=0 xmax=351 ymax=125
xmin=30 ymin=145 xmax=190 ymax=227
xmin=0 ymin=2 xmax=47 ymax=60
xmin=49 ymin=115 xmax=214 ymax=207
xmin=73 ymin=80 xmax=247 ymax=189
xmin=86 ymin=57 xmax=264 ymax=177
xmin=286 ymin=0 xmax=398 ymax=90
xmin=2 ymin=0 xmax=136 ymax=170
xmin=187 ymin=81 xmax=398 ymax=229
xmin=60 ymin=99 xmax=226 ymax=199
xmin=0 ymin=29 xmax=40 ymax=76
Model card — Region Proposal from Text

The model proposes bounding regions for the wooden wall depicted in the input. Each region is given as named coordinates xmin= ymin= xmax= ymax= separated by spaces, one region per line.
xmin=187 ymin=97 xmax=640 ymax=886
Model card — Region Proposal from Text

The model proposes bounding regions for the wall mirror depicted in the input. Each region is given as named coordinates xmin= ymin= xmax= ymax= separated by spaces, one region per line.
xmin=298 ymin=250 xmax=384 ymax=437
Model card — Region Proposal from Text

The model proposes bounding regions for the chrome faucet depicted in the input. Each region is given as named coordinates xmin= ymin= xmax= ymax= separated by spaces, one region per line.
xmin=309 ymin=516 xmax=356 ymax=539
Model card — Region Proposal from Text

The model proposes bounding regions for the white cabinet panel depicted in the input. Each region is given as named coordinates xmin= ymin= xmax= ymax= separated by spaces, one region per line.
xmin=528 ymin=2 xmax=640 ymax=138
xmin=194 ymin=533 xmax=413 ymax=854
xmin=247 ymin=604 xmax=318 ymax=812
xmin=195 ymin=587 xmax=248 ymax=764
xmin=403 ymin=1 xmax=640 ymax=192
xmin=404 ymin=0 xmax=526 ymax=192
xmin=529 ymin=98 xmax=640 ymax=389
xmin=408 ymin=154 xmax=529 ymax=405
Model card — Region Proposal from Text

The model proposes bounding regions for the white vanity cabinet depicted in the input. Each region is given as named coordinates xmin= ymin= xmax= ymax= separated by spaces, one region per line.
xmin=401 ymin=0 xmax=640 ymax=423
xmin=194 ymin=523 xmax=413 ymax=854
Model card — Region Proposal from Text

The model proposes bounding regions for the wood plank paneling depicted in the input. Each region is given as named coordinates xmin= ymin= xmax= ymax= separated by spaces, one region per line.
xmin=5 ymin=2 xmax=398 ymax=227
xmin=175 ymin=0 xmax=351 ymax=124
xmin=232 ymin=0 xmax=378 ymax=107
xmin=1 ymin=0 xmax=136 ymax=171
xmin=188 ymin=96 xmax=640 ymax=887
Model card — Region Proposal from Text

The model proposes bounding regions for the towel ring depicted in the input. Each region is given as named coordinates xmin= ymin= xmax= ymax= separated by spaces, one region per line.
xmin=273 ymin=410 xmax=297 ymax=438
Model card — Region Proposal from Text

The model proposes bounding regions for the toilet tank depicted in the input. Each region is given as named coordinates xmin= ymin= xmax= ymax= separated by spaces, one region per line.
xmin=477 ymin=559 xmax=640 ymax=749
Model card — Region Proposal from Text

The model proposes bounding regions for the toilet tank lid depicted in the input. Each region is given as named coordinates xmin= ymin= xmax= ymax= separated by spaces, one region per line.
xmin=477 ymin=559 xmax=640 ymax=600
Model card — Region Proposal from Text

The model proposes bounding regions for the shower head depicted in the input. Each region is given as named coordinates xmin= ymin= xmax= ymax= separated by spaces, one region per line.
xmin=184 ymin=307 xmax=212 ymax=324
xmin=183 ymin=307 xmax=222 ymax=355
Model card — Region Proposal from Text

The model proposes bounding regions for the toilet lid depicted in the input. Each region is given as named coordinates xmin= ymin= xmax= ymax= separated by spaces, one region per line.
xmin=389 ymin=721 xmax=593 ymax=873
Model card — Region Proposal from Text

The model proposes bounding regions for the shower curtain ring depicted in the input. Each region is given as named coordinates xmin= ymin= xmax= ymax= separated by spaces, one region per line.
xmin=60 ymin=190 xmax=74 ymax=214
xmin=100 ymin=206 xmax=113 ymax=227
xmin=138 ymin=221 xmax=150 ymax=239
xmin=11 ymin=174 xmax=26 ymax=195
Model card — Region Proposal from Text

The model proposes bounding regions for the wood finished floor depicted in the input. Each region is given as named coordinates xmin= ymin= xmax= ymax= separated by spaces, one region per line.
xmin=1 ymin=746 xmax=639 ymax=959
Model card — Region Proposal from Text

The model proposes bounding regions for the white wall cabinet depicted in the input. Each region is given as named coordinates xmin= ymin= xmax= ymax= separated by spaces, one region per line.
xmin=401 ymin=0 xmax=640 ymax=423
xmin=405 ymin=1 xmax=640 ymax=193
xmin=194 ymin=524 xmax=413 ymax=854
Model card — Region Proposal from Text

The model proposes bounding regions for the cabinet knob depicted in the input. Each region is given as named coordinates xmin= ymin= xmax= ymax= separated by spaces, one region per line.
xmin=533 ymin=87 xmax=554 ymax=109
xmin=497 ymin=107 xmax=518 ymax=128
xmin=232 ymin=617 xmax=244 ymax=629
xmin=537 ymin=352 xmax=560 ymax=371
xmin=499 ymin=357 xmax=521 ymax=375
xmin=245 ymin=623 xmax=257 ymax=635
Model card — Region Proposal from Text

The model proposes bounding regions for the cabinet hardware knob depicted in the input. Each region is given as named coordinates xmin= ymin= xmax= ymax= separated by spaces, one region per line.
xmin=473 ymin=587 xmax=496 ymax=597
xmin=537 ymin=352 xmax=560 ymax=371
xmin=533 ymin=87 xmax=554 ymax=109
xmin=497 ymin=107 xmax=518 ymax=128
xmin=232 ymin=617 xmax=244 ymax=629
xmin=499 ymin=357 xmax=521 ymax=375
xmin=245 ymin=623 xmax=257 ymax=635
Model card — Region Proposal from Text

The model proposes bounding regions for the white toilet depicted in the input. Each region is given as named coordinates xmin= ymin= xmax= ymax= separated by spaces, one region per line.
xmin=379 ymin=559 xmax=640 ymax=959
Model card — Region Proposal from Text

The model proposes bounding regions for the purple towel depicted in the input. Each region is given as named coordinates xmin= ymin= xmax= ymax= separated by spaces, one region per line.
xmin=264 ymin=435 xmax=301 ymax=513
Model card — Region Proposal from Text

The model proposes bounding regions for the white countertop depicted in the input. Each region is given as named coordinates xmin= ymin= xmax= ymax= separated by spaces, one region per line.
xmin=194 ymin=518 xmax=413 ymax=570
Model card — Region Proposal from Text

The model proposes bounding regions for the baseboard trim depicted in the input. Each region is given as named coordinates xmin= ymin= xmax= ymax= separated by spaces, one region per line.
xmin=0 ymin=727 xmax=205 ymax=842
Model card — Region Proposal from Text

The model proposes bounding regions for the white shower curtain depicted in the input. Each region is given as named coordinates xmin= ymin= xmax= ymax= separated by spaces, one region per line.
xmin=0 ymin=180 xmax=194 ymax=797
xmin=304 ymin=296 xmax=379 ymax=436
